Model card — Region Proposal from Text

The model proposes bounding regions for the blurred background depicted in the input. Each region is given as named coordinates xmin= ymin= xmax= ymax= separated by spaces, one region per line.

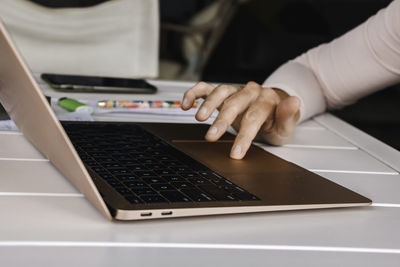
xmin=0 ymin=0 xmax=398 ymax=150
xmin=159 ymin=0 xmax=399 ymax=151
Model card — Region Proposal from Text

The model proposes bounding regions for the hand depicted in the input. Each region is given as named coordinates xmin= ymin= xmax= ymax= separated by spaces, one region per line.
xmin=181 ymin=81 xmax=301 ymax=159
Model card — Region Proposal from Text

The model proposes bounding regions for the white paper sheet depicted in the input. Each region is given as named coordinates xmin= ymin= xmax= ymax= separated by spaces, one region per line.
xmin=0 ymin=111 xmax=94 ymax=132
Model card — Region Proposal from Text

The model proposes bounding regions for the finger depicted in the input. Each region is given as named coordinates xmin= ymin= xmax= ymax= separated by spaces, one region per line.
xmin=230 ymin=94 xmax=276 ymax=159
xmin=205 ymin=82 xmax=262 ymax=141
xmin=262 ymin=96 xmax=301 ymax=145
xmin=196 ymin=84 xmax=241 ymax=121
xmin=181 ymin=82 xmax=214 ymax=110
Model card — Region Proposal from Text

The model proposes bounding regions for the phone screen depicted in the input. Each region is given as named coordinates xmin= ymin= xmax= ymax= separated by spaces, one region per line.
xmin=41 ymin=73 xmax=157 ymax=94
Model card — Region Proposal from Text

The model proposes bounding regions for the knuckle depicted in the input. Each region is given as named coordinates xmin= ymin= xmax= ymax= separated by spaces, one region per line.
xmin=197 ymin=81 xmax=209 ymax=89
xmin=243 ymin=81 xmax=262 ymax=98
xmin=221 ymin=96 xmax=242 ymax=111
xmin=192 ymin=81 xmax=212 ymax=94
xmin=216 ymin=84 xmax=231 ymax=90
xmin=243 ymin=109 xmax=261 ymax=122
xmin=259 ymin=88 xmax=279 ymax=104
xmin=220 ymin=102 xmax=239 ymax=115
xmin=215 ymin=84 xmax=235 ymax=96
xmin=245 ymin=81 xmax=261 ymax=88
xmin=222 ymin=97 xmax=234 ymax=107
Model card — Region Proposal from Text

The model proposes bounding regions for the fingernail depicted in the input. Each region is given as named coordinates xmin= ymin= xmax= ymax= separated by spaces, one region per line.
xmin=207 ymin=126 xmax=218 ymax=136
xmin=198 ymin=107 xmax=208 ymax=118
xmin=182 ymin=98 xmax=189 ymax=107
xmin=231 ymin=145 xmax=242 ymax=157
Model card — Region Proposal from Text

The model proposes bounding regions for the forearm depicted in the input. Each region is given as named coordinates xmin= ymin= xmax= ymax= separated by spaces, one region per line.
xmin=264 ymin=0 xmax=400 ymax=122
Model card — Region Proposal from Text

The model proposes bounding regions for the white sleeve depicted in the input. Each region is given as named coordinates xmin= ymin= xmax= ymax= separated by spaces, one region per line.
xmin=263 ymin=0 xmax=400 ymax=122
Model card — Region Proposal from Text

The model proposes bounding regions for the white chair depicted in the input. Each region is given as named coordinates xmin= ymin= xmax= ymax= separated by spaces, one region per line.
xmin=0 ymin=0 xmax=159 ymax=78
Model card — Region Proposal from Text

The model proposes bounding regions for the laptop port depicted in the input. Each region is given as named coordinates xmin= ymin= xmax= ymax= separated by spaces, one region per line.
xmin=140 ymin=212 xmax=152 ymax=217
xmin=161 ymin=211 xmax=173 ymax=216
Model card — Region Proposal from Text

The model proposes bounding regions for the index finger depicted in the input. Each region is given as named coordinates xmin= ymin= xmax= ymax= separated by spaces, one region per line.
xmin=230 ymin=97 xmax=275 ymax=159
xmin=182 ymin=82 xmax=214 ymax=110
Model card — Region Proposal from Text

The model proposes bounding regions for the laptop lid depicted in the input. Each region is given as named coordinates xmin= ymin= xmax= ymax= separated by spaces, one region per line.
xmin=0 ymin=20 xmax=112 ymax=220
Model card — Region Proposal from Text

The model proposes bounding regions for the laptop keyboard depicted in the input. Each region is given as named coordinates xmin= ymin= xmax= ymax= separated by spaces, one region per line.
xmin=62 ymin=123 xmax=259 ymax=205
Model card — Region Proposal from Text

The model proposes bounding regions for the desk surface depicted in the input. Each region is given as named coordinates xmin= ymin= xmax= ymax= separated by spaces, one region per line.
xmin=1 ymin=79 xmax=400 ymax=266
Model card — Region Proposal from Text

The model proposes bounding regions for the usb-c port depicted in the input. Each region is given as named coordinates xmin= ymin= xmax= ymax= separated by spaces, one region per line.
xmin=161 ymin=211 xmax=173 ymax=216
xmin=140 ymin=212 xmax=152 ymax=217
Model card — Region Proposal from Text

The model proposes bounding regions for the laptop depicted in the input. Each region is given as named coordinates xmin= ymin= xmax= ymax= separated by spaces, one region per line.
xmin=0 ymin=20 xmax=371 ymax=221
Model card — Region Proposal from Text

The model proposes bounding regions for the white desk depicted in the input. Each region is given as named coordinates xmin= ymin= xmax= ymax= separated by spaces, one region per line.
xmin=1 ymin=79 xmax=400 ymax=266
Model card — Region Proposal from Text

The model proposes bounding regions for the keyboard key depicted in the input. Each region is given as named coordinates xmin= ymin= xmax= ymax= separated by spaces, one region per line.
xmin=221 ymin=185 xmax=246 ymax=194
xmin=144 ymin=163 xmax=166 ymax=170
xmin=169 ymin=167 xmax=192 ymax=173
xmin=110 ymin=168 xmax=131 ymax=175
xmin=137 ymin=158 xmax=158 ymax=164
xmin=125 ymin=164 xmax=147 ymax=171
xmin=115 ymin=174 xmax=140 ymax=181
xmin=153 ymin=169 xmax=176 ymax=175
xmin=91 ymin=166 xmax=106 ymax=173
xmin=132 ymin=170 xmax=157 ymax=178
xmin=111 ymin=154 xmax=132 ymax=160
xmin=124 ymin=195 xmax=143 ymax=204
xmin=103 ymin=162 xmax=123 ymax=168
xmin=140 ymin=194 xmax=168 ymax=203
xmin=221 ymin=186 xmax=259 ymax=201
xmin=199 ymin=171 xmax=222 ymax=180
xmin=129 ymin=152 xmax=148 ymax=158
xmin=142 ymin=177 xmax=166 ymax=184
xmin=153 ymin=155 xmax=174 ymax=161
xmin=186 ymin=177 xmax=211 ymax=185
xmin=177 ymin=172 xmax=198 ymax=179
xmin=151 ymin=183 xmax=175 ymax=191
xmin=161 ymin=191 xmax=191 ymax=202
xmin=161 ymin=175 xmax=186 ymax=182
xmin=124 ymin=181 xmax=147 ymax=188
xmin=105 ymin=179 xmax=121 ymax=187
xmin=96 ymin=172 xmax=115 ymax=180
xmin=162 ymin=160 xmax=185 ymax=167
xmin=100 ymin=158 xmax=118 ymax=163
xmin=172 ymin=181 xmax=195 ymax=189
xmin=85 ymin=161 xmax=99 ymax=168
xmin=119 ymin=159 xmax=140 ymax=165
xmin=198 ymin=185 xmax=237 ymax=201
xmin=210 ymin=178 xmax=233 ymax=186
xmin=132 ymin=188 xmax=157 ymax=196
xmin=181 ymin=188 xmax=214 ymax=202
xmin=115 ymin=186 xmax=132 ymax=196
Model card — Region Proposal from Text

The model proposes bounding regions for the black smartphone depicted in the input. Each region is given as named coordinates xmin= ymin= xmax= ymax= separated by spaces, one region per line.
xmin=41 ymin=73 xmax=157 ymax=94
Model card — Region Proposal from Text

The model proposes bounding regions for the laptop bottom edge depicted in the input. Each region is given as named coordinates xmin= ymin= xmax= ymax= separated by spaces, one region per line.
xmin=114 ymin=202 xmax=371 ymax=220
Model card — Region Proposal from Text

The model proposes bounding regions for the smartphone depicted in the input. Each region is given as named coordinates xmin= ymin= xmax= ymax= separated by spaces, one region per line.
xmin=41 ymin=73 xmax=157 ymax=94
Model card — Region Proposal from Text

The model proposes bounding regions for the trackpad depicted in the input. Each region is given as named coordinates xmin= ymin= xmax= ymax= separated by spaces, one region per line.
xmin=171 ymin=141 xmax=367 ymax=204
xmin=171 ymin=141 xmax=294 ymax=175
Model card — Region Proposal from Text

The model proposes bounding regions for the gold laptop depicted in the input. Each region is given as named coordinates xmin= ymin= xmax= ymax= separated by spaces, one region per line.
xmin=0 ymin=20 xmax=371 ymax=221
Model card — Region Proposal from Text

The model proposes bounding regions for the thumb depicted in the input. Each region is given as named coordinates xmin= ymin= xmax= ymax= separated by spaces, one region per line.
xmin=265 ymin=96 xmax=300 ymax=145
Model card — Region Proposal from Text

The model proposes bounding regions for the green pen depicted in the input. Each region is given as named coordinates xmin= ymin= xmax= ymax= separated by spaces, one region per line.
xmin=58 ymin=97 xmax=94 ymax=114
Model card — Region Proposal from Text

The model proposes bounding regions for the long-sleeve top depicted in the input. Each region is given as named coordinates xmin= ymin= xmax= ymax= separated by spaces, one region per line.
xmin=263 ymin=0 xmax=400 ymax=122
